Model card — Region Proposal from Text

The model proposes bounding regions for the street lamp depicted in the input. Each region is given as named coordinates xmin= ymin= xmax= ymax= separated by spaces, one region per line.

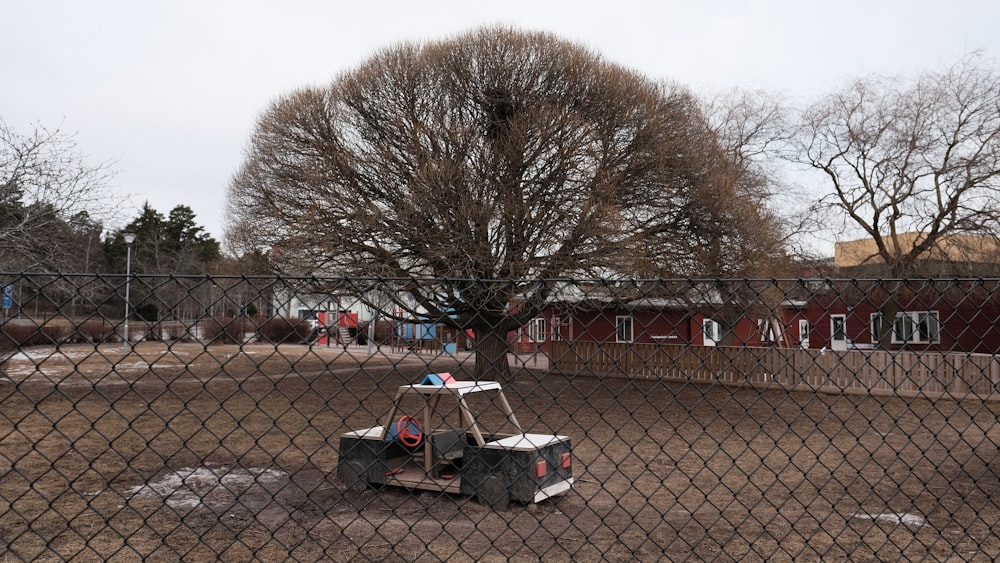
xmin=123 ymin=232 xmax=136 ymax=353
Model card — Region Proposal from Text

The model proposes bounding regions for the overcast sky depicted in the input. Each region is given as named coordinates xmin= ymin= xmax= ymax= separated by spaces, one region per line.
xmin=5 ymin=0 xmax=998 ymax=244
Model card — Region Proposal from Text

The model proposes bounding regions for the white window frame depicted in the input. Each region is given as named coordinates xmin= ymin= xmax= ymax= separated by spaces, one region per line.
xmin=616 ymin=315 xmax=633 ymax=343
xmin=830 ymin=314 xmax=847 ymax=351
xmin=703 ymin=318 xmax=722 ymax=346
xmin=871 ymin=311 xmax=941 ymax=344
xmin=528 ymin=317 xmax=546 ymax=343
xmin=551 ymin=315 xmax=563 ymax=341
xmin=798 ymin=320 xmax=809 ymax=348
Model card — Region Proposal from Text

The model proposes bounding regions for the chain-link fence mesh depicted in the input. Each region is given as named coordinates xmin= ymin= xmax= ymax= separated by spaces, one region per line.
xmin=2 ymin=273 xmax=1000 ymax=561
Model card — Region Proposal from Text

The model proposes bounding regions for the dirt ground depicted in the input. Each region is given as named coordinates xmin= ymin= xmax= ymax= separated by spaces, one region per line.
xmin=2 ymin=342 xmax=1000 ymax=561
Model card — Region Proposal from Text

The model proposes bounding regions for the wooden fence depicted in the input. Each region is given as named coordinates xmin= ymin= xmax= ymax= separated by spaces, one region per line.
xmin=548 ymin=341 xmax=1000 ymax=401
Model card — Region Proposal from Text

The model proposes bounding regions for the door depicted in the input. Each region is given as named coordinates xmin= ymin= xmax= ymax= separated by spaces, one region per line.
xmin=830 ymin=314 xmax=847 ymax=351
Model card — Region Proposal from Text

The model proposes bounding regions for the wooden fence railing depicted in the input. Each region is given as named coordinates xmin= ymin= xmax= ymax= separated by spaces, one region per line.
xmin=548 ymin=341 xmax=1000 ymax=401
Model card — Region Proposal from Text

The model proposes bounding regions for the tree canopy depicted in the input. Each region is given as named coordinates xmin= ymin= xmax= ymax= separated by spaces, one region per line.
xmin=104 ymin=202 xmax=220 ymax=275
xmin=226 ymin=27 xmax=785 ymax=379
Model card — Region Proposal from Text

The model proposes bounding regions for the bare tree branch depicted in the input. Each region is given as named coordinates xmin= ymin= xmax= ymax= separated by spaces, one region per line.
xmin=1 ymin=120 xmax=120 ymax=271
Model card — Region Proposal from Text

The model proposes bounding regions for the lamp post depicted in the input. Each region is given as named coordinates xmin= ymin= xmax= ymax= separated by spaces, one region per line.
xmin=123 ymin=232 xmax=136 ymax=353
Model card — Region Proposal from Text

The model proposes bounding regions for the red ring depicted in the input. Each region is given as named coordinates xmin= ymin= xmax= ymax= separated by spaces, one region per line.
xmin=396 ymin=416 xmax=423 ymax=448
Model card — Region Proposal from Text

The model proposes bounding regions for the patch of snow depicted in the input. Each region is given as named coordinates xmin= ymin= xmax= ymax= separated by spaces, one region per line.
xmin=122 ymin=465 xmax=288 ymax=510
xmin=3 ymin=349 xmax=62 ymax=362
xmin=852 ymin=512 xmax=926 ymax=528
xmin=1 ymin=357 xmax=184 ymax=381
xmin=2 ymin=365 xmax=38 ymax=377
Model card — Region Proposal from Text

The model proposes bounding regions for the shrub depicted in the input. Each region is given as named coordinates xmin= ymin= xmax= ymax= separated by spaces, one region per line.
xmin=158 ymin=324 xmax=181 ymax=342
xmin=201 ymin=316 xmax=253 ymax=345
xmin=0 ymin=323 xmax=71 ymax=353
xmin=142 ymin=328 xmax=159 ymax=342
xmin=256 ymin=317 xmax=316 ymax=345
xmin=70 ymin=320 xmax=116 ymax=344
xmin=134 ymin=303 xmax=159 ymax=322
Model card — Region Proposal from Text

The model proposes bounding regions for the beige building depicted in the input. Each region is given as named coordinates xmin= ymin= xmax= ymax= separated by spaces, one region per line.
xmin=835 ymin=232 xmax=1000 ymax=272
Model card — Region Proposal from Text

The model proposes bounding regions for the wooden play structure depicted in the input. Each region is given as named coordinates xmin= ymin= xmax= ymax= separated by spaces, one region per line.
xmin=337 ymin=373 xmax=573 ymax=508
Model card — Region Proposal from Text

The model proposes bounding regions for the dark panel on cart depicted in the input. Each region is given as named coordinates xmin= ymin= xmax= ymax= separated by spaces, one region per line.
xmin=461 ymin=437 xmax=572 ymax=504
xmin=338 ymin=432 xmax=410 ymax=488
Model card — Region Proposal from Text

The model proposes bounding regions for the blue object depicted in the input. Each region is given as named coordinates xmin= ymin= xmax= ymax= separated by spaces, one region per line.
xmin=420 ymin=372 xmax=455 ymax=385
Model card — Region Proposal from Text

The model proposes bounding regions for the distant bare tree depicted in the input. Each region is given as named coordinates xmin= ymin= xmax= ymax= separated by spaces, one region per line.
xmin=0 ymin=120 xmax=118 ymax=271
xmin=654 ymin=90 xmax=794 ymax=345
xmin=797 ymin=53 xmax=1000 ymax=347
xmin=226 ymin=27 xmax=770 ymax=380
xmin=688 ymin=89 xmax=794 ymax=279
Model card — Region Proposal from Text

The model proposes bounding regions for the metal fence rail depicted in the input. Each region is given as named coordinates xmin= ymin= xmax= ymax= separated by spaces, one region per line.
xmin=1 ymin=274 xmax=999 ymax=561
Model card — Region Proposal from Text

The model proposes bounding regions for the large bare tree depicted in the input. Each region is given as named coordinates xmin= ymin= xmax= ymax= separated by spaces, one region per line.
xmin=226 ymin=27 xmax=762 ymax=380
xmin=800 ymin=54 xmax=1000 ymax=274
xmin=798 ymin=53 xmax=1000 ymax=347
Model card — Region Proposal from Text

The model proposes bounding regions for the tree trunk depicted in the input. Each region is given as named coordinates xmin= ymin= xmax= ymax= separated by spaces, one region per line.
xmin=474 ymin=327 xmax=512 ymax=382
xmin=718 ymin=316 xmax=738 ymax=347
xmin=876 ymin=300 xmax=899 ymax=351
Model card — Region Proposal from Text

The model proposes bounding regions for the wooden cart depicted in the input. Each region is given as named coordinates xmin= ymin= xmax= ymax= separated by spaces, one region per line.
xmin=337 ymin=378 xmax=573 ymax=508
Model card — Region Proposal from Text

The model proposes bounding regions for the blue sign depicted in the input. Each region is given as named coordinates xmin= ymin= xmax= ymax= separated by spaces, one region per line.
xmin=2 ymin=285 xmax=11 ymax=309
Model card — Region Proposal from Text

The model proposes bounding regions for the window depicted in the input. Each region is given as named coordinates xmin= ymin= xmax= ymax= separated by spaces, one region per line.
xmin=528 ymin=318 xmax=546 ymax=342
xmin=616 ymin=315 xmax=633 ymax=343
xmin=798 ymin=320 xmax=810 ymax=348
xmin=757 ymin=318 xmax=782 ymax=343
xmin=831 ymin=315 xmax=845 ymax=341
xmin=551 ymin=316 xmax=564 ymax=341
xmin=870 ymin=311 xmax=940 ymax=344
xmin=703 ymin=318 xmax=722 ymax=346
xmin=915 ymin=312 xmax=941 ymax=343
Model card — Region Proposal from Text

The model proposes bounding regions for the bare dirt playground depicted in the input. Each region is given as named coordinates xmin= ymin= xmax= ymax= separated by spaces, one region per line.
xmin=2 ymin=342 xmax=1000 ymax=561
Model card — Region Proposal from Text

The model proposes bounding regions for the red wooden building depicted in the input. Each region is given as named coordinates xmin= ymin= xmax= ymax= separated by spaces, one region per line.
xmin=511 ymin=281 xmax=1000 ymax=355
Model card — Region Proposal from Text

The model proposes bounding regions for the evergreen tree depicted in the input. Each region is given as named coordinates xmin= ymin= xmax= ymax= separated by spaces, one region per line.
xmin=105 ymin=203 xmax=220 ymax=275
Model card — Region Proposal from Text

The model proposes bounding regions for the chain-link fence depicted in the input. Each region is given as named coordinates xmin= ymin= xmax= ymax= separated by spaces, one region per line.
xmin=2 ymin=273 xmax=1000 ymax=561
